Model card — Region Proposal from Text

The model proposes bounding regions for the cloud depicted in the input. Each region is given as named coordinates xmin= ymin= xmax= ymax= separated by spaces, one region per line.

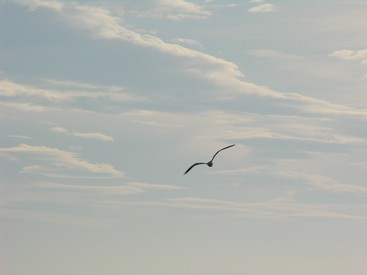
xmin=330 ymin=49 xmax=367 ymax=62
xmin=0 ymin=79 xmax=144 ymax=103
xmin=0 ymin=79 xmax=146 ymax=113
xmin=0 ymin=144 xmax=125 ymax=178
xmin=172 ymin=37 xmax=203 ymax=48
xmin=8 ymin=134 xmax=32 ymax=140
xmin=208 ymin=111 xmax=367 ymax=145
xmin=50 ymin=127 xmax=114 ymax=141
xmin=116 ymin=110 xmax=366 ymax=160
xmin=214 ymin=164 xmax=367 ymax=196
xmin=15 ymin=1 xmax=243 ymax=79
xmin=0 ymin=80 xmax=68 ymax=101
xmin=14 ymin=1 xmax=367 ymax=118
xmin=16 ymin=0 xmax=64 ymax=11
xmin=1 ymin=180 xmax=182 ymax=226
xmin=278 ymin=170 xmax=367 ymax=195
xmin=157 ymin=0 xmax=211 ymax=20
xmin=212 ymin=166 xmax=268 ymax=177
xmin=214 ymin=155 xmax=367 ymax=196
xmin=130 ymin=0 xmax=211 ymax=20
xmin=330 ymin=49 xmax=367 ymax=79
xmin=0 ymin=101 xmax=47 ymax=112
xmin=220 ymin=126 xmax=367 ymax=145
xmin=248 ymin=4 xmax=276 ymax=13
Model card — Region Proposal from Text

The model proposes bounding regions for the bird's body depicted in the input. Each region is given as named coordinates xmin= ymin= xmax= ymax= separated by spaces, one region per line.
xmin=184 ymin=144 xmax=235 ymax=175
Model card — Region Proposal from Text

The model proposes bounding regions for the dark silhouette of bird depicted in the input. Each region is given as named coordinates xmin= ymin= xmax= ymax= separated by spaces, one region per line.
xmin=184 ymin=144 xmax=235 ymax=175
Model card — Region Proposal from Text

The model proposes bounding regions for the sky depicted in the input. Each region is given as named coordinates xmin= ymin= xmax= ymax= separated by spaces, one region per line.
xmin=1 ymin=0 xmax=367 ymax=274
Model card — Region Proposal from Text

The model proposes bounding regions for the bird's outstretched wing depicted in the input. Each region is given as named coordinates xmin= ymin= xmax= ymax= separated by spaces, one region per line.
xmin=184 ymin=162 xmax=206 ymax=175
xmin=210 ymin=144 xmax=235 ymax=162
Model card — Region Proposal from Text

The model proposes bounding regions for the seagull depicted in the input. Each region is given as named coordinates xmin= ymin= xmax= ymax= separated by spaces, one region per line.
xmin=184 ymin=144 xmax=235 ymax=175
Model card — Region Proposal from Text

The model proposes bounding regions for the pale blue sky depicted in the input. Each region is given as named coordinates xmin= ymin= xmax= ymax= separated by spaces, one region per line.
xmin=1 ymin=1 xmax=367 ymax=274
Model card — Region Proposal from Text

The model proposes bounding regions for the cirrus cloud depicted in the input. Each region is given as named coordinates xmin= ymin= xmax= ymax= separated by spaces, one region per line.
xmin=0 ymin=144 xmax=125 ymax=178
xmin=13 ymin=0 xmax=367 ymax=118
xmin=330 ymin=49 xmax=367 ymax=62
xmin=50 ymin=127 xmax=114 ymax=142
xmin=248 ymin=3 xmax=276 ymax=13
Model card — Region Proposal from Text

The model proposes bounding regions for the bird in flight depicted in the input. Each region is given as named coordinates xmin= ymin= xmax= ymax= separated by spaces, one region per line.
xmin=184 ymin=144 xmax=235 ymax=175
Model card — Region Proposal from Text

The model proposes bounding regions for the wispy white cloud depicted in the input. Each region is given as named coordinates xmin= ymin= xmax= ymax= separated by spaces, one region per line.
xmin=209 ymin=111 xmax=367 ymax=145
xmin=0 ymin=79 xmax=144 ymax=103
xmin=248 ymin=3 xmax=276 ymax=13
xmin=203 ymin=1 xmax=240 ymax=9
xmin=330 ymin=49 xmax=367 ymax=62
xmin=0 ymin=80 xmax=69 ymax=101
xmin=117 ymin=110 xmax=366 ymax=152
xmin=330 ymin=49 xmax=367 ymax=79
xmin=14 ymin=0 xmax=367 ymax=118
xmin=13 ymin=1 xmax=243 ymax=85
xmin=8 ymin=134 xmax=33 ymax=140
xmin=0 ymin=144 xmax=125 ymax=178
xmin=157 ymin=0 xmax=211 ymax=20
xmin=130 ymin=0 xmax=211 ymax=21
xmin=0 ymin=79 xmax=146 ymax=113
xmin=172 ymin=37 xmax=203 ymax=48
xmin=212 ymin=166 xmax=267 ymax=176
xmin=216 ymin=165 xmax=367 ymax=196
xmin=50 ymin=127 xmax=114 ymax=142
xmin=0 ymin=101 xmax=47 ymax=112
xmin=278 ymin=170 xmax=367 ymax=195
xmin=221 ymin=126 xmax=367 ymax=144
xmin=16 ymin=0 xmax=64 ymax=11
xmin=121 ymin=109 xmax=186 ymax=129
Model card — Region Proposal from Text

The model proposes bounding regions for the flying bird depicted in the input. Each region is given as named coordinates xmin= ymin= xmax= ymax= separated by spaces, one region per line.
xmin=184 ymin=144 xmax=235 ymax=175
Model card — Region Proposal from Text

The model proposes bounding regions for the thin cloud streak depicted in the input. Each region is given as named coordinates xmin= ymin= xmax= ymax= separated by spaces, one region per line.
xmin=215 ymin=167 xmax=367 ymax=196
xmin=50 ymin=127 xmax=114 ymax=142
xmin=330 ymin=48 xmax=367 ymax=79
xmin=248 ymin=4 xmax=276 ymax=13
xmin=220 ymin=127 xmax=367 ymax=144
xmin=172 ymin=37 xmax=203 ymax=48
xmin=136 ymin=109 xmax=366 ymax=145
xmin=330 ymin=49 xmax=367 ymax=62
xmin=134 ymin=0 xmax=211 ymax=21
xmin=8 ymin=134 xmax=33 ymax=140
xmin=0 ymin=79 xmax=145 ymax=103
xmin=278 ymin=170 xmax=367 ymax=195
xmin=0 ymin=144 xmax=125 ymax=178
xmin=0 ymin=101 xmax=48 ymax=112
